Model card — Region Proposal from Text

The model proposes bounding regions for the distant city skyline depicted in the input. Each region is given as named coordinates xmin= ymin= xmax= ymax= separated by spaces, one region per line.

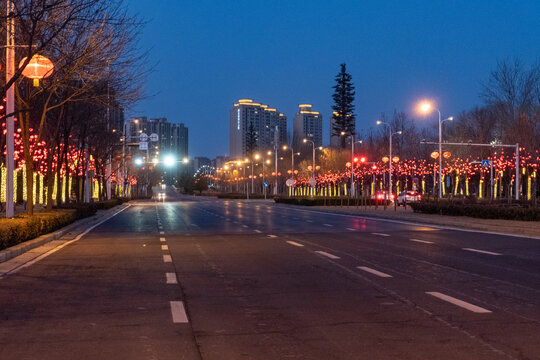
xmin=127 ymin=1 xmax=540 ymax=158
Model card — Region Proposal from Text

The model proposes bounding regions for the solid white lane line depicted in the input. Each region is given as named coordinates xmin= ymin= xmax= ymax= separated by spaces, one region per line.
xmin=286 ymin=241 xmax=304 ymax=247
xmin=357 ymin=266 xmax=392 ymax=278
xmin=166 ymin=272 xmax=178 ymax=284
xmin=323 ymin=223 xmax=333 ymax=227
xmin=161 ymin=245 xmax=169 ymax=250
xmin=268 ymin=235 xmax=277 ymax=238
xmin=426 ymin=292 xmax=492 ymax=313
xmin=410 ymin=238 xmax=434 ymax=244
xmin=163 ymin=254 xmax=172 ymax=263
xmin=254 ymin=230 xmax=262 ymax=233
xmin=346 ymin=228 xmax=356 ymax=231
xmin=371 ymin=232 xmax=390 ymax=237
xmin=170 ymin=301 xmax=189 ymax=323
xmin=315 ymin=251 xmax=340 ymax=260
xmin=160 ymin=237 xmax=166 ymax=242
xmin=462 ymin=248 xmax=502 ymax=256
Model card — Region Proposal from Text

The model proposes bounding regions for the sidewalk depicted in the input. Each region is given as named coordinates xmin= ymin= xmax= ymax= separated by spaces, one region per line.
xmin=0 ymin=204 xmax=130 ymax=275
xmin=299 ymin=204 xmax=540 ymax=239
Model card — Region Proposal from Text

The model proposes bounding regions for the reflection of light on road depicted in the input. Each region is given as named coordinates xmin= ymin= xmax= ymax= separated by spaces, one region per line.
xmin=412 ymin=226 xmax=440 ymax=232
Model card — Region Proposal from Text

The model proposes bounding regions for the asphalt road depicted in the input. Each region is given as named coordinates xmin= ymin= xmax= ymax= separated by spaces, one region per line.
xmin=1 ymin=189 xmax=540 ymax=359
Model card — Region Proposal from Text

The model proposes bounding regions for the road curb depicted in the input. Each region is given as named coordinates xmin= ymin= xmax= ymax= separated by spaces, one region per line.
xmin=0 ymin=204 xmax=129 ymax=264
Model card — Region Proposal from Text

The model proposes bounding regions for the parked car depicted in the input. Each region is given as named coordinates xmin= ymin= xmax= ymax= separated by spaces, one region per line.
xmin=372 ymin=191 xmax=395 ymax=202
xmin=397 ymin=190 xmax=421 ymax=205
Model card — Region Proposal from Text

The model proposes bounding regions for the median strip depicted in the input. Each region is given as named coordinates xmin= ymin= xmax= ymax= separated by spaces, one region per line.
xmin=426 ymin=292 xmax=492 ymax=313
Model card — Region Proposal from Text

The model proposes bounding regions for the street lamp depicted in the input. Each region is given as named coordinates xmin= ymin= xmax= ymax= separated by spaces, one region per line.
xmin=340 ymin=132 xmax=362 ymax=197
xmin=302 ymin=139 xmax=317 ymax=182
xmin=376 ymin=121 xmax=401 ymax=196
xmin=283 ymin=145 xmax=297 ymax=189
xmin=418 ymin=101 xmax=453 ymax=198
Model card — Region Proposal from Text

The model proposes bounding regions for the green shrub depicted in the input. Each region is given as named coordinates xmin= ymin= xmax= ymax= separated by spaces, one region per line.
xmin=409 ymin=201 xmax=540 ymax=221
xmin=0 ymin=210 xmax=78 ymax=250
xmin=274 ymin=197 xmax=391 ymax=206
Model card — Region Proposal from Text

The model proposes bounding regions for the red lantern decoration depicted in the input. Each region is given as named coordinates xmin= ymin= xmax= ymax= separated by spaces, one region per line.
xmin=382 ymin=156 xmax=389 ymax=163
xmin=392 ymin=156 xmax=399 ymax=163
xmin=443 ymin=151 xmax=451 ymax=159
xmin=19 ymin=55 xmax=54 ymax=86
xmin=430 ymin=151 xmax=439 ymax=159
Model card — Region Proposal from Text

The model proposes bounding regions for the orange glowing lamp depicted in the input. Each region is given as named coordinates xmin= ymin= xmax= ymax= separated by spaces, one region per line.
xmin=19 ymin=55 xmax=54 ymax=86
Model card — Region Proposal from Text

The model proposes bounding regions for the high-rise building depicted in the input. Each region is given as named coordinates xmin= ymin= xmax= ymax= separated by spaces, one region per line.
xmin=292 ymin=104 xmax=322 ymax=149
xmin=229 ymin=99 xmax=287 ymax=158
xmin=329 ymin=111 xmax=355 ymax=148
xmin=125 ymin=117 xmax=188 ymax=161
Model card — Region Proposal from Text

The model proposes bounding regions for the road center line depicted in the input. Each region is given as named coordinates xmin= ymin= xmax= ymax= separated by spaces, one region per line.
xmin=254 ymin=230 xmax=262 ymax=233
xmin=160 ymin=237 xmax=166 ymax=242
xmin=163 ymin=254 xmax=172 ymax=263
xmin=166 ymin=272 xmax=177 ymax=284
xmin=426 ymin=292 xmax=492 ymax=313
xmin=315 ymin=250 xmax=340 ymax=259
xmin=462 ymin=248 xmax=501 ymax=256
xmin=286 ymin=241 xmax=304 ymax=247
xmin=357 ymin=266 xmax=392 ymax=278
xmin=160 ymin=231 xmax=165 ymax=235
xmin=170 ymin=301 xmax=189 ymax=323
xmin=323 ymin=223 xmax=333 ymax=227
xmin=410 ymin=238 xmax=434 ymax=244
xmin=346 ymin=228 xmax=357 ymax=231
xmin=268 ymin=235 xmax=277 ymax=238
xmin=371 ymin=232 xmax=390 ymax=237
xmin=161 ymin=245 xmax=169 ymax=250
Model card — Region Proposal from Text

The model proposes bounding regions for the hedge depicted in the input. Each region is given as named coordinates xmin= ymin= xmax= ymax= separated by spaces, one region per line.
xmin=217 ymin=193 xmax=269 ymax=199
xmin=0 ymin=197 xmax=130 ymax=251
xmin=409 ymin=201 xmax=540 ymax=221
xmin=274 ymin=197 xmax=392 ymax=207
xmin=0 ymin=209 xmax=79 ymax=250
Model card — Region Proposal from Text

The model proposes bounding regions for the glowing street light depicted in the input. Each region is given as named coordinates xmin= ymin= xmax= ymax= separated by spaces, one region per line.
xmin=377 ymin=120 xmax=401 ymax=196
xmin=134 ymin=158 xmax=143 ymax=166
xmin=417 ymin=100 xmax=453 ymax=198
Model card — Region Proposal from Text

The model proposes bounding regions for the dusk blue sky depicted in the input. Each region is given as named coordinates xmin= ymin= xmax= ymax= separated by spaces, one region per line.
xmin=127 ymin=1 xmax=540 ymax=159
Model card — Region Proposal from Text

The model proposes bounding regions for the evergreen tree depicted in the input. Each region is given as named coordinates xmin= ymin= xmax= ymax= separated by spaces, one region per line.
xmin=331 ymin=63 xmax=356 ymax=148
xmin=245 ymin=121 xmax=258 ymax=156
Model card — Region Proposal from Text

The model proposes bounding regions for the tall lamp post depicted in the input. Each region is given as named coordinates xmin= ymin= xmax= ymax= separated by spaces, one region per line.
xmin=418 ymin=101 xmax=453 ymax=198
xmin=5 ymin=0 xmax=15 ymax=217
xmin=376 ymin=121 xmax=401 ymax=196
xmin=282 ymin=145 xmax=298 ymax=189
xmin=340 ymin=132 xmax=362 ymax=197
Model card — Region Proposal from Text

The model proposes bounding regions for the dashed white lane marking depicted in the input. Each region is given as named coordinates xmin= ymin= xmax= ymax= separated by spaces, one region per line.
xmin=346 ymin=228 xmax=356 ymax=231
xmin=371 ymin=232 xmax=390 ymax=237
xmin=357 ymin=266 xmax=392 ymax=278
xmin=323 ymin=223 xmax=333 ymax=227
xmin=166 ymin=272 xmax=178 ymax=284
xmin=161 ymin=245 xmax=169 ymax=250
xmin=268 ymin=235 xmax=277 ymax=238
xmin=254 ymin=230 xmax=262 ymax=233
xmin=315 ymin=251 xmax=340 ymax=260
xmin=242 ymin=225 xmax=249 ymax=228
xmin=191 ymin=224 xmax=200 ymax=228
xmin=170 ymin=301 xmax=189 ymax=323
xmin=159 ymin=231 xmax=165 ymax=235
xmin=426 ymin=292 xmax=492 ymax=313
xmin=462 ymin=248 xmax=502 ymax=256
xmin=410 ymin=238 xmax=434 ymax=244
xmin=306 ymin=220 xmax=314 ymax=223
xmin=160 ymin=237 xmax=166 ymax=242
xmin=286 ymin=241 xmax=304 ymax=247
xmin=163 ymin=254 xmax=172 ymax=263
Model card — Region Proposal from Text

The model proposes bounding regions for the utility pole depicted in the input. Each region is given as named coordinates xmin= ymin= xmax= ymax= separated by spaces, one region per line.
xmin=5 ymin=0 xmax=15 ymax=217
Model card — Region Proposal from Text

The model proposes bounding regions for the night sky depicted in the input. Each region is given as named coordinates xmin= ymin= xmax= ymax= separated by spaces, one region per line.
xmin=127 ymin=1 xmax=540 ymax=158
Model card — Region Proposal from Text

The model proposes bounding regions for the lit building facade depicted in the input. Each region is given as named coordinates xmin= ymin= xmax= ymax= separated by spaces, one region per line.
xmin=229 ymin=99 xmax=287 ymax=158
xmin=292 ymin=104 xmax=322 ymax=149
